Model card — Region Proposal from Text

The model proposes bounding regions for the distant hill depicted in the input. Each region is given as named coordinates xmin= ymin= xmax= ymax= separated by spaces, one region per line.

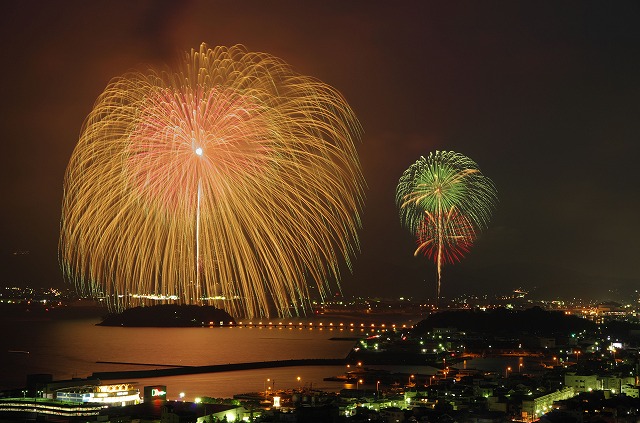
xmin=98 ymin=304 xmax=235 ymax=327
xmin=413 ymin=306 xmax=596 ymax=336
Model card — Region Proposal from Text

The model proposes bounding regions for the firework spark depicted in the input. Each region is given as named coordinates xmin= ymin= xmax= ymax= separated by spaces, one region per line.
xmin=60 ymin=44 xmax=364 ymax=318
xmin=396 ymin=151 xmax=496 ymax=304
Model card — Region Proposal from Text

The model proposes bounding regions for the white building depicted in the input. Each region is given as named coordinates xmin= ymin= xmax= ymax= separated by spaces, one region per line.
xmin=564 ymin=373 xmax=599 ymax=392
xmin=54 ymin=383 xmax=140 ymax=407
xmin=621 ymin=384 xmax=639 ymax=398
xmin=521 ymin=387 xmax=575 ymax=422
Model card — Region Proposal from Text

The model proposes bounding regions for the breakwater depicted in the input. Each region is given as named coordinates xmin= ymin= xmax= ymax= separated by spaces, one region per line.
xmin=92 ymin=358 xmax=347 ymax=380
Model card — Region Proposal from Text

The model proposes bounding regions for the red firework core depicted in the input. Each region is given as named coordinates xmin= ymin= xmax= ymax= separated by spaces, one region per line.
xmin=126 ymin=86 xmax=272 ymax=213
xmin=415 ymin=210 xmax=476 ymax=265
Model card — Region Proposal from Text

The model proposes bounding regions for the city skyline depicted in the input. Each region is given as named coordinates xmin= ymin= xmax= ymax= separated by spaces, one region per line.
xmin=1 ymin=2 xmax=639 ymax=301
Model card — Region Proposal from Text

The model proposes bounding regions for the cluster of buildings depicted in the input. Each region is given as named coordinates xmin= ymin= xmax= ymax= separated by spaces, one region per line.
xmin=0 ymin=285 xmax=74 ymax=304
xmin=3 ymin=347 xmax=639 ymax=423
xmin=329 ymin=307 xmax=640 ymax=422
xmin=226 ymin=362 xmax=640 ymax=422
xmin=0 ymin=377 xmax=248 ymax=422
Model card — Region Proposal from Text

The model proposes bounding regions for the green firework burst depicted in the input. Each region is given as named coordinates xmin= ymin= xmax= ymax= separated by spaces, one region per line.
xmin=396 ymin=151 xmax=497 ymax=304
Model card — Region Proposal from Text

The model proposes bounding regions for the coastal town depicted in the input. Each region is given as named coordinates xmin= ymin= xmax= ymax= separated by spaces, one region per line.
xmin=4 ymin=2 xmax=640 ymax=422
xmin=1 ymin=291 xmax=640 ymax=422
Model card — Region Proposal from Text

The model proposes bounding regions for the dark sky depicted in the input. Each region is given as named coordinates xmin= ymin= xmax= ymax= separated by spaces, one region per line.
xmin=1 ymin=1 xmax=639 ymax=301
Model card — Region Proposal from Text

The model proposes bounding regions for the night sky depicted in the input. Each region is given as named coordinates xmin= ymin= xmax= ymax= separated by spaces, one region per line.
xmin=1 ymin=2 xmax=639 ymax=301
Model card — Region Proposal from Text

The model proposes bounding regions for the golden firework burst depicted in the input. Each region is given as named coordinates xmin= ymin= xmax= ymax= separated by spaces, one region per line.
xmin=60 ymin=44 xmax=364 ymax=318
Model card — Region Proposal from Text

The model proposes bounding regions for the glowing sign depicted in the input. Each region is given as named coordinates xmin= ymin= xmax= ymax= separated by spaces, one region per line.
xmin=152 ymin=388 xmax=166 ymax=397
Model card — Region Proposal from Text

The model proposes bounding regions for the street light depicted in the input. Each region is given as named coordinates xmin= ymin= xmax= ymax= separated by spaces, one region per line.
xmin=506 ymin=367 xmax=511 ymax=378
xmin=179 ymin=392 xmax=185 ymax=401
xmin=356 ymin=379 xmax=363 ymax=390
xmin=296 ymin=376 xmax=301 ymax=390
xmin=409 ymin=374 xmax=414 ymax=386
xmin=376 ymin=381 xmax=381 ymax=395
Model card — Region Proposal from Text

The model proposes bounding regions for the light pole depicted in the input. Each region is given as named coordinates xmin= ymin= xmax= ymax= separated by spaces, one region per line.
xmin=376 ymin=381 xmax=381 ymax=395
xmin=297 ymin=376 xmax=301 ymax=391
xmin=356 ymin=379 xmax=363 ymax=390
xmin=505 ymin=367 xmax=511 ymax=378
xmin=264 ymin=378 xmax=270 ymax=398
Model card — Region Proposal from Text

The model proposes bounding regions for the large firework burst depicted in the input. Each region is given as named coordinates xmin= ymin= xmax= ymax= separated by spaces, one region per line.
xmin=396 ymin=151 xmax=496 ymax=304
xmin=60 ymin=44 xmax=365 ymax=318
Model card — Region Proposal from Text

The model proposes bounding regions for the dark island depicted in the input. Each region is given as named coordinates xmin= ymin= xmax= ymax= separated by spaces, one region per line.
xmin=98 ymin=304 xmax=235 ymax=327
xmin=412 ymin=306 xmax=596 ymax=336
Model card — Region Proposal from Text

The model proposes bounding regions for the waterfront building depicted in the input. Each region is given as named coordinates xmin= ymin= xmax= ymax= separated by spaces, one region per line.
xmin=53 ymin=382 xmax=140 ymax=406
xmin=0 ymin=398 xmax=105 ymax=420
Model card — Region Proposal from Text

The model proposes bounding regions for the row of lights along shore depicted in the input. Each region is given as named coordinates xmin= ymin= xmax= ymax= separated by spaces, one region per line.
xmin=209 ymin=321 xmax=412 ymax=329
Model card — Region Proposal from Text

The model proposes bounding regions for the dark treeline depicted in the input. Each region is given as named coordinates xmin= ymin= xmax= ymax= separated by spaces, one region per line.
xmin=413 ymin=307 xmax=596 ymax=336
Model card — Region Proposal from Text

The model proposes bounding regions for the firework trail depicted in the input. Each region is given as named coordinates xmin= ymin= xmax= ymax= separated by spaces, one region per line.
xmin=60 ymin=44 xmax=364 ymax=318
xmin=396 ymin=151 xmax=496 ymax=305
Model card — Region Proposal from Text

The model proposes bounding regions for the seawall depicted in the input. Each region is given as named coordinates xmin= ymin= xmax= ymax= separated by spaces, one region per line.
xmin=92 ymin=358 xmax=347 ymax=380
